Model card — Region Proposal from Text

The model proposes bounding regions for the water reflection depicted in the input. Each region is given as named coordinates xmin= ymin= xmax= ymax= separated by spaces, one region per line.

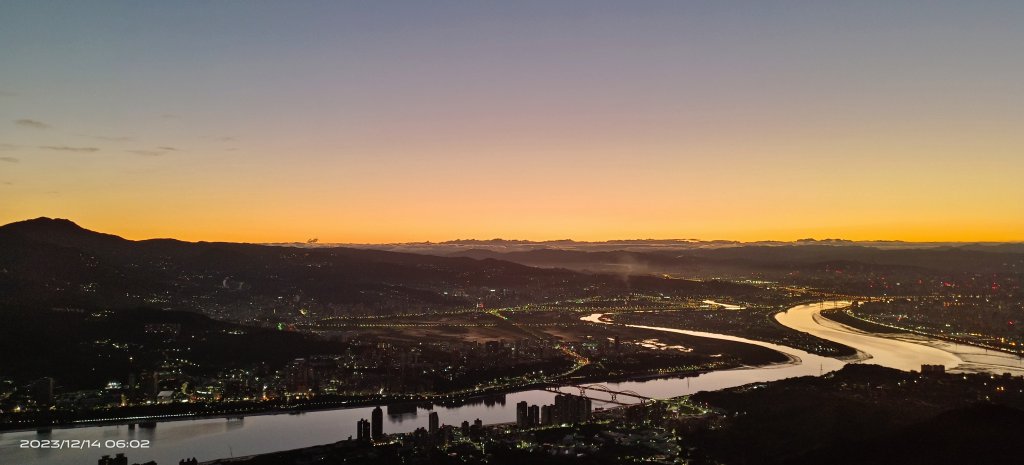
xmin=435 ymin=394 xmax=507 ymax=408
xmin=0 ymin=301 xmax=870 ymax=465
xmin=775 ymin=301 xmax=1024 ymax=375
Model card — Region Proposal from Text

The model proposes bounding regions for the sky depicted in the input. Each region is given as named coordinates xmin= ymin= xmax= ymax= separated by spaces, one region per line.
xmin=1 ymin=1 xmax=1022 ymax=243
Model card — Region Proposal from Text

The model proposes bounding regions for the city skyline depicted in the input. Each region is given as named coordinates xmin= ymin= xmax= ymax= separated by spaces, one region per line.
xmin=2 ymin=1 xmax=1023 ymax=243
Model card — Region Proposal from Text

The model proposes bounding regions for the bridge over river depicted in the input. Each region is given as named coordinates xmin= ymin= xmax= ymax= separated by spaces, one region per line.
xmin=5 ymin=301 xmax=1020 ymax=465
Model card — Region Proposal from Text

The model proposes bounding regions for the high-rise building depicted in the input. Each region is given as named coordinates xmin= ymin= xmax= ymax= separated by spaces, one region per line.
xmin=285 ymin=358 xmax=311 ymax=394
xmin=371 ymin=406 xmax=384 ymax=440
xmin=127 ymin=373 xmax=137 ymax=397
xmin=145 ymin=371 xmax=160 ymax=399
xmin=470 ymin=418 xmax=483 ymax=441
xmin=32 ymin=377 xmax=54 ymax=406
xmin=550 ymin=394 xmax=592 ymax=424
xmin=428 ymin=411 xmax=439 ymax=435
xmin=554 ymin=394 xmax=570 ymax=424
xmin=441 ymin=424 xmax=455 ymax=444
xmin=516 ymin=400 xmax=528 ymax=427
xmin=356 ymin=418 xmax=370 ymax=441
xmin=528 ymin=404 xmax=540 ymax=426
xmin=460 ymin=420 xmax=470 ymax=436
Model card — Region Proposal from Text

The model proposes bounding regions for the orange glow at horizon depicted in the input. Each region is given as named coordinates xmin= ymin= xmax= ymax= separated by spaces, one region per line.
xmin=4 ymin=186 xmax=1021 ymax=244
xmin=2 ymin=3 xmax=1022 ymax=243
xmin=3 ymin=129 xmax=1022 ymax=243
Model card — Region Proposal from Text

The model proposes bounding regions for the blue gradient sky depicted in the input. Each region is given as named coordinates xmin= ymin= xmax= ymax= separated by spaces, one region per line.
xmin=2 ymin=1 xmax=1022 ymax=242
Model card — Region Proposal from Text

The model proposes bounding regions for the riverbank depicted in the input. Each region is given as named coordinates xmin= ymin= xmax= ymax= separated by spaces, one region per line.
xmin=3 ymin=313 xmax=795 ymax=433
xmin=0 ymin=301 xmax=854 ymax=465
xmin=202 ymin=363 xmax=1024 ymax=465
xmin=0 ymin=360 xmax=733 ymax=434
xmin=1 ymin=301 xmax=847 ymax=434
xmin=605 ymin=302 xmax=860 ymax=358
xmin=826 ymin=307 xmax=1024 ymax=356
xmin=826 ymin=308 xmax=1024 ymax=376
xmin=689 ymin=363 xmax=1024 ymax=465
xmin=777 ymin=301 xmax=1024 ymax=376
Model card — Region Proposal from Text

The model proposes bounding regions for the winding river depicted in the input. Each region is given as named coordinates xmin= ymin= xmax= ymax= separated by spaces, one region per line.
xmin=775 ymin=301 xmax=1024 ymax=375
xmin=3 ymin=300 xmax=1020 ymax=465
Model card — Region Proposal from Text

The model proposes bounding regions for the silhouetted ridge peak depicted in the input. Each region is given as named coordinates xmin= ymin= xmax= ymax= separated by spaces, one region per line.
xmin=10 ymin=216 xmax=85 ymax=229
xmin=0 ymin=217 xmax=127 ymax=246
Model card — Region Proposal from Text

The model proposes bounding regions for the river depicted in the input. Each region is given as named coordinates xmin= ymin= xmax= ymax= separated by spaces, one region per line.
xmin=775 ymin=301 xmax=1024 ymax=375
xmin=1 ymin=300 xmax=1016 ymax=465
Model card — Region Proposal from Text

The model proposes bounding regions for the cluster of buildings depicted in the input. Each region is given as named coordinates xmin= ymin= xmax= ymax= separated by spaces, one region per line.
xmin=355 ymin=405 xmax=489 ymax=446
xmin=1 ymin=370 xmax=183 ymax=415
xmin=355 ymin=406 xmax=384 ymax=441
xmin=516 ymin=394 xmax=593 ymax=427
xmin=853 ymin=297 xmax=1024 ymax=351
xmin=2 ymin=335 xmax=582 ymax=416
xmin=275 ymin=338 xmax=573 ymax=397
xmin=353 ymin=393 xmax=595 ymax=448
xmin=94 ymin=453 xmax=199 ymax=465
xmin=96 ymin=453 xmax=157 ymax=465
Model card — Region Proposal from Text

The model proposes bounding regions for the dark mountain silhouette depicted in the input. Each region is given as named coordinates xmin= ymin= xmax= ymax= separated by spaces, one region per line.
xmin=786 ymin=403 xmax=1024 ymax=465
xmin=0 ymin=218 xmax=757 ymax=314
xmin=444 ymin=243 xmax=1024 ymax=276
xmin=0 ymin=218 xmax=763 ymax=390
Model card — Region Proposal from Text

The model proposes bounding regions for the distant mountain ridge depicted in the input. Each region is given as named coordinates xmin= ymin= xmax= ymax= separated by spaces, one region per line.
xmin=344 ymin=236 xmax=1024 ymax=278
xmin=0 ymin=217 xmax=757 ymax=315
xmin=1 ymin=217 xmax=1019 ymax=316
xmin=430 ymin=243 xmax=1024 ymax=276
xmin=271 ymin=236 xmax=1024 ymax=252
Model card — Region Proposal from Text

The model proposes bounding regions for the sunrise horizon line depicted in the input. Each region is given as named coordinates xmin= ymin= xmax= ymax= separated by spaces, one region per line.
xmin=3 ymin=216 xmax=1022 ymax=246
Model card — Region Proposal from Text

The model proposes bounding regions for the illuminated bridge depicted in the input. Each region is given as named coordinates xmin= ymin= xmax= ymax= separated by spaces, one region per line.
xmin=544 ymin=383 xmax=652 ymax=406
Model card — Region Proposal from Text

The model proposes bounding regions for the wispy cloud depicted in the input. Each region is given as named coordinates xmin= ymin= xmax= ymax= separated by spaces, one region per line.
xmin=0 ymin=156 xmax=19 ymax=163
xmin=15 ymin=119 xmax=50 ymax=129
xmin=0 ymin=143 xmax=19 ymax=150
xmin=93 ymin=135 xmax=135 ymax=142
xmin=39 ymin=145 xmax=99 ymax=152
xmin=128 ymin=150 xmax=165 ymax=157
xmin=129 ymin=146 xmax=181 ymax=157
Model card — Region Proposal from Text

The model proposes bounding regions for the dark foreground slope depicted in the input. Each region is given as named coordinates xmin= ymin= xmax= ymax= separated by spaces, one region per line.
xmin=193 ymin=365 xmax=1024 ymax=465
xmin=0 ymin=306 xmax=340 ymax=389
xmin=786 ymin=402 xmax=1024 ymax=465
xmin=689 ymin=364 xmax=1024 ymax=465
xmin=0 ymin=218 xmax=767 ymax=389
xmin=0 ymin=218 xmax=762 ymax=317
